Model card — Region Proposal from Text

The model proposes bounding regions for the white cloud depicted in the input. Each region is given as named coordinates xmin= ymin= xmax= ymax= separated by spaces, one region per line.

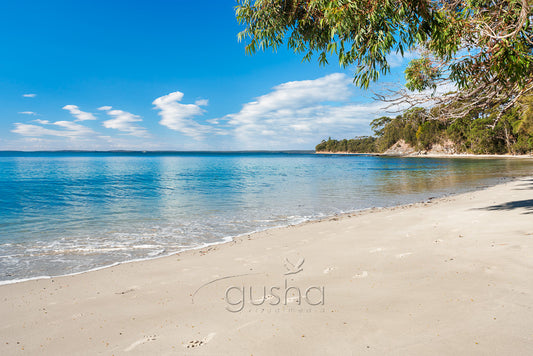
xmin=62 ymin=105 xmax=97 ymax=121
xmin=153 ymin=91 xmax=214 ymax=139
xmin=12 ymin=124 xmax=56 ymax=137
xmin=226 ymin=73 xmax=351 ymax=128
xmin=10 ymin=73 xmax=436 ymax=150
xmin=386 ymin=50 xmax=419 ymax=69
xmin=12 ymin=120 xmax=95 ymax=138
xmin=53 ymin=121 xmax=95 ymax=134
xmin=194 ymin=99 xmax=209 ymax=106
xmin=18 ymin=111 xmax=37 ymax=115
xmin=22 ymin=93 xmax=36 ymax=98
xmin=220 ymin=73 xmax=381 ymax=148
xmin=11 ymin=105 xmax=152 ymax=149
xmin=100 ymin=107 xmax=149 ymax=137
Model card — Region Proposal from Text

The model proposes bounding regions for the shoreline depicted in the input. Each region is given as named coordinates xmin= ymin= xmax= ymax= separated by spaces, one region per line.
xmin=0 ymin=173 xmax=516 ymax=287
xmin=316 ymin=151 xmax=533 ymax=159
xmin=1 ymin=175 xmax=533 ymax=354
xmin=0 ymin=203 xmax=423 ymax=286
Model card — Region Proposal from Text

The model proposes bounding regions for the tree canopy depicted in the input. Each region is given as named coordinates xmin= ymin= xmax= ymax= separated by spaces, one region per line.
xmin=236 ymin=0 xmax=533 ymax=123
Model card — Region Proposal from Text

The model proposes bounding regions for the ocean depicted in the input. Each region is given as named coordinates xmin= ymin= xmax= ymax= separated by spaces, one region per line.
xmin=1 ymin=151 xmax=532 ymax=283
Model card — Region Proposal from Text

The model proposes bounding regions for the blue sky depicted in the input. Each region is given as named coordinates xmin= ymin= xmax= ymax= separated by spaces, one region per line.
xmin=0 ymin=0 xmax=412 ymax=151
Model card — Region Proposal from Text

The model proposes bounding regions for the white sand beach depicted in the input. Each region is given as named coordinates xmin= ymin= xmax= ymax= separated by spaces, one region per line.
xmin=1 ymin=177 xmax=533 ymax=355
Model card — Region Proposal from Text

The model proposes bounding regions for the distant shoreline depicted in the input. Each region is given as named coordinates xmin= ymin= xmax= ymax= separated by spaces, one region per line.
xmin=4 ymin=149 xmax=530 ymax=159
xmin=315 ymin=151 xmax=533 ymax=159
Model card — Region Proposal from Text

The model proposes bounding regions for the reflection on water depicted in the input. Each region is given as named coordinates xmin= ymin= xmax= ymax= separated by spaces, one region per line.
xmin=0 ymin=152 xmax=532 ymax=281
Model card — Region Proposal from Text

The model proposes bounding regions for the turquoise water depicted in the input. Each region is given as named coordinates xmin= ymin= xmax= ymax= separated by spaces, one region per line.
xmin=1 ymin=151 xmax=532 ymax=282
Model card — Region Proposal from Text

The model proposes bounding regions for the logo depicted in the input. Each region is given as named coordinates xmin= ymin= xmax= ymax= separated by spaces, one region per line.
xmin=283 ymin=257 xmax=304 ymax=275
xmin=192 ymin=257 xmax=325 ymax=313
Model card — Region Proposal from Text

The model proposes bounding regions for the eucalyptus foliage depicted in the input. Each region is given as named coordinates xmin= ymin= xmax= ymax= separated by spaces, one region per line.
xmin=237 ymin=0 xmax=533 ymax=121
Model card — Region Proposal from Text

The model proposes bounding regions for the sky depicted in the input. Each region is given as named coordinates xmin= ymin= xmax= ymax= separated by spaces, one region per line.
xmin=0 ymin=0 xmax=414 ymax=151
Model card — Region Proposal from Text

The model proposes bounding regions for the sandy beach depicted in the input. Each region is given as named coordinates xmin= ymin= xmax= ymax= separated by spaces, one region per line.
xmin=1 ymin=177 xmax=533 ymax=355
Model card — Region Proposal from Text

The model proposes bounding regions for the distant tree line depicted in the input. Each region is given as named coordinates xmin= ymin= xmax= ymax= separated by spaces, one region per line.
xmin=316 ymin=95 xmax=533 ymax=155
xmin=316 ymin=136 xmax=378 ymax=153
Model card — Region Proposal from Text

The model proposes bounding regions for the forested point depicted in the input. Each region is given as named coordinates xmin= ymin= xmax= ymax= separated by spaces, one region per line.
xmin=316 ymin=96 xmax=533 ymax=155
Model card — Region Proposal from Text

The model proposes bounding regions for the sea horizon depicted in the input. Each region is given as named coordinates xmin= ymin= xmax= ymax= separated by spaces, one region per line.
xmin=0 ymin=150 xmax=317 ymax=154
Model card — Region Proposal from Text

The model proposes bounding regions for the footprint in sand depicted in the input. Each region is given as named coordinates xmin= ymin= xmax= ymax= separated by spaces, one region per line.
xmin=484 ymin=266 xmax=497 ymax=274
xmin=185 ymin=332 xmax=216 ymax=349
xmin=115 ymin=288 xmax=135 ymax=295
xmin=323 ymin=266 xmax=337 ymax=274
xmin=352 ymin=271 xmax=368 ymax=279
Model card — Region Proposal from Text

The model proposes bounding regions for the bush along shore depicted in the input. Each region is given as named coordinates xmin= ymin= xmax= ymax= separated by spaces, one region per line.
xmin=316 ymin=101 xmax=533 ymax=155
